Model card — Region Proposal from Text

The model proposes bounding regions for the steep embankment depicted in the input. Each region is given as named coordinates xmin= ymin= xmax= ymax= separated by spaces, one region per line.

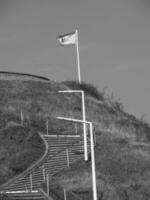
xmin=0 ymin=72 xmax=150 ymax=199
xmin=0 ymin=72 xmax=51 ymax=185
xmin=0 ymin=126 xmax=45 ymax=185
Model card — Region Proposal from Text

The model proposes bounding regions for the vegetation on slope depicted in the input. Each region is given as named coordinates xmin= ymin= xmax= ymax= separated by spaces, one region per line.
xmin=0 ymin=73 xmax=150 ymax=199
xmin=0 ymin=124 xmax=45 ymax=185
xmin=53 ymin=132 xmax=150 ymax=200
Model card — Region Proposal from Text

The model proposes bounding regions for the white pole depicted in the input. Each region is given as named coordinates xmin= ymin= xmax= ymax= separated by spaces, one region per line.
xmin=46 ymin=174 xmax=49 ymax=196
xmin=89 ymin=122 xmax=97 ymax=200
xmin=57 ymin=116 xmax=85 ymax=123
xmin=58 ymin=90 xmax=88 ymax=161
xmin=75 ymin=29 xmax=81 ymax=84
xmin=66 ymin=148 xmax=70 ymax=167
xmin=56 ymin=117 xmax=98 ymax=200
xmin=81 ymin=91 xmax=88 ymax=161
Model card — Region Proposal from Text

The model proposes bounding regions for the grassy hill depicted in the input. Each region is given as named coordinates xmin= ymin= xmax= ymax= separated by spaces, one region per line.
xmin=0 ymin=72 xmax=150 ymax=199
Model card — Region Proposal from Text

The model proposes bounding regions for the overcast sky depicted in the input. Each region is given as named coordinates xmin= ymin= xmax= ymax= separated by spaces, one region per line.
xmin=0 ymin=0 xmax=150 ymax=122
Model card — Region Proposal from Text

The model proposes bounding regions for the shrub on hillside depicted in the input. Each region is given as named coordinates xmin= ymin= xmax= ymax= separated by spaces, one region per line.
xmin=25 ymin=115 xmax=46 ymax=133
xmin=112 ymin=101 xmax=124 ymax=113
xmin=63 ymin=81 xmax=105 ymax=101
xmin=0 ymin=111 xmax=20 ymax=128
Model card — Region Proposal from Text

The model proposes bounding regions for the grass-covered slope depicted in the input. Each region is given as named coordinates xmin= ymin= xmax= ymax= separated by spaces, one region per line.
xmin=0 ymin=126 xmax=45 ymax=185
xmin=0 ymin=72 xmax=150 ymax=199
xmin=53 ymin=133 xmax=150 ymax=200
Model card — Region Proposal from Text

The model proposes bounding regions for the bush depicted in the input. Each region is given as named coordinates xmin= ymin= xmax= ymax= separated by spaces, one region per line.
xmin=63 ymin=81 xmax=105 ymax=101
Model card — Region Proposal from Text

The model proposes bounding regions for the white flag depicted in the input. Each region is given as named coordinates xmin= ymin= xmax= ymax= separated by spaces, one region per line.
xmin=57 ymin=31 xmax=76 ymax=46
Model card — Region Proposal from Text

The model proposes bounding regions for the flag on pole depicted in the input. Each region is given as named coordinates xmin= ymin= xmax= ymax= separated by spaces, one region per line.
xmin=57 ymin=31 xmax=76 ymax=46
xmin=57 ymin=29 xmax=81 ymax=83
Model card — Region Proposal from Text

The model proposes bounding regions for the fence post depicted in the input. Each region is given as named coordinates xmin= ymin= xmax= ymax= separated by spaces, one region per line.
xmin=75 ymin=123 xmax=78 ymax=135
xmin=24 ymin=176 xmax=28 ymax=191
xmin=30 ymin=174 xmax=32 ymax=191
xmin=46 ymin=174 xmax=49 ymax=196
xmin=94 ymin=131 xmax=96 ymax=146
xmin=42 ymin=165 xmax=45 ymax=182
xmin=66 ymin=148 xmax=70 ymax=168
xmin=64 ymin=188 xmax=67 ymax=200
xmin=21 ymin=110 xmax=24 ymax=126
xmin=46 ymin=119 xmax=49 ymax=135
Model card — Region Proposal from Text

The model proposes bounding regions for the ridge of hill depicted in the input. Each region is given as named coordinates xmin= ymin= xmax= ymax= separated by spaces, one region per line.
xmin=0 ymin=71 xmax=150 ymax=199
xmin=0 ymin=71 xmax=50 ymax=81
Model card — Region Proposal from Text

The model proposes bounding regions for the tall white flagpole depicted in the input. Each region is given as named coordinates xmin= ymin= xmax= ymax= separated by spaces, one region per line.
xmin=75 ymin=29 xmax=81 ymax=84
